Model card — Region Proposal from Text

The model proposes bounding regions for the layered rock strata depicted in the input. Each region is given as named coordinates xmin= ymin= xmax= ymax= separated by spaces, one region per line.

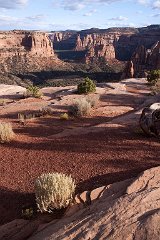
xmin=0 ymin=31 xmax=60 ymax=73
xmin=51 ymin=25 xmax=160 ymax=75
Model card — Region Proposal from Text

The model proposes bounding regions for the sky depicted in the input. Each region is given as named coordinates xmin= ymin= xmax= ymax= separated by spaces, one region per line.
xmin=0 ymin=0 xmax=160 ymax=31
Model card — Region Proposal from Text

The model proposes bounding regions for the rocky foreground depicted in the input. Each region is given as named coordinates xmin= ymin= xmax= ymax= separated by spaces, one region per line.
xmin=0 ymin=166 xmax=159 ymax=240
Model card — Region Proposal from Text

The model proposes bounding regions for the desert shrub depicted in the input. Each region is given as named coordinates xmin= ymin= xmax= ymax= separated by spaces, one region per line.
xmin=60 ymin=113 xmax=69 ymax=120
xmin=34 ymin=173 xmax=76 ymax=212
xmin=18 ymin=113 xmax=25 ymax=124
xmin=147 ymin=70 xmax=160 ymax=85
xmin=69 ymin=98 xmax=91 ymax=117
xmin=0 ymin=99 xmax=6 ymax=106
xmin=24 ymin=85 xmax=42 ymax=98
xmin=18 ymin=112 xmax=36 ymax=124
xmin=39 ymin=106 xmax=53 ymax=116
xmin=77 ymin=77 xmax=96 ymax=94
xmin=85 ymin=94 xmax=99 ymax=108
xmin=0 ymin=122 xmax=14 ymax=143
xmin=22 ymin=207 xmax=34 ymax=220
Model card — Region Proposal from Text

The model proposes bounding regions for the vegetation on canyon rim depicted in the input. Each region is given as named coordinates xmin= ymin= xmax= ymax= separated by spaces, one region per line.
xmin=34 ymin=173 xmax=76 ymax=212
xmin=24 ymin=85 xmax=42 ymax=98
xmin=147 ymin=70 xmax=160 ymax=85
xmin=77 ymin=77 xmax=96 ymax=94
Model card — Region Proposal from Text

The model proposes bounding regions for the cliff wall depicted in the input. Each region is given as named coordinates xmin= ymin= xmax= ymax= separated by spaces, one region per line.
xmin=0 ymin=31 xmax=60 ymax=74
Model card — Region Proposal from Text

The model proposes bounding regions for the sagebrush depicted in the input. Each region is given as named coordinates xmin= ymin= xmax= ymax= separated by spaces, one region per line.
xmin=34 ymin=172 xmax=76 ymax=212
xmin=85 ymin=94 xmax=99 ymax=107
xmin=60 ymin=113 xmax=69 ymax=120
xmin=69 ymin=98 xmax=91 ymax=117
xmin=0 ymin=122 xmax=14 ymax=143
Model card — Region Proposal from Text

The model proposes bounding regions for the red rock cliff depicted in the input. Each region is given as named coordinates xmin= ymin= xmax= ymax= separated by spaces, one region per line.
xmin=0 ymin=31 xmax=60 ymax=73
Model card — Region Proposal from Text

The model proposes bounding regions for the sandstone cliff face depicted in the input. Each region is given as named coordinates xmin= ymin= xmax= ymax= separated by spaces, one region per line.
xmin=0 ymin=31 xmax=60 ymax=74
xmin=123 ymin=41 xmax=160 ymax=78
xmin=85 ymin=43 xmax=116 ymax=64
xmin=50 ymin=28 xmax=137 ymax=64
xmin=51 ymin=25 xmax=160 ymax=74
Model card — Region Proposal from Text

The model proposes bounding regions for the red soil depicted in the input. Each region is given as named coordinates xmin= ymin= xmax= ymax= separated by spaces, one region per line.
xmin=0 ymin=120 xmax=159 ymax=225
xmin=0 ymin=81 xmax=159 ymax=225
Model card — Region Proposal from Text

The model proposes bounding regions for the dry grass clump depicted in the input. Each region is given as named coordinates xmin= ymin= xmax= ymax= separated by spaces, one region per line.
xmin=60 ymin=113 xmax=69 ymax=120
xmin=0 ymin=122 xmax=14 ymax=143
xmin=86 ymin=94 xmax=99 ymax=107
xmin=34 ymin=173 xmax=76 ymax=213
xmin=0 ymin=99 xmax=7 ymax=106
xmin=69 ymin=98 xmax=91 ymax=117
xmin=40 ymin=106 xmax=53 ymax=116
xmin=18 ymin=112 xmax=36 ymax=125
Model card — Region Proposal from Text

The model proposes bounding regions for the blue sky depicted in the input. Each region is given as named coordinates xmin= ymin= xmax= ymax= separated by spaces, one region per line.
xmin=0 ymin=0 xmax=160 ymax=31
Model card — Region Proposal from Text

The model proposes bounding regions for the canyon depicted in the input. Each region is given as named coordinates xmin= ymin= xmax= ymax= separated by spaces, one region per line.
xmin=51 ymin=25 xmax=160 ymax=76
xmin=0 ymin=30 xmax=63 ymax=74
xmin=0 ymin=25 xmax=160 ymax=86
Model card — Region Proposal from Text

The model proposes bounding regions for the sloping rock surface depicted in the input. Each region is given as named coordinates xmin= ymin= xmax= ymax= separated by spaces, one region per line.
xmin=29 ymin=166 xmax=160 ymax=240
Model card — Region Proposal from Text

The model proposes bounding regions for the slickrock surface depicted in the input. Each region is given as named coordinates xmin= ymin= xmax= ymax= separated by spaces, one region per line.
xmin=28 ymin=166 xmax=160 ymax=239
xmin=0 ymin=78 xmax=159 ymax=228
xmin=0 ymin=167 xmax=159 ymax=240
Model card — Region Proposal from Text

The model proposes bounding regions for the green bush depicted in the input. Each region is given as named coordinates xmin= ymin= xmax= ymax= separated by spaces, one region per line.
xmin=77 ymin=77 xmax=96 ymax=94
xmin=34 ymin=172 xmax=76 ymax=213
xmin=0 ymin=122 xmax=14 ymax=143
xmin=24 ymin=85 xmax=42 ymax=98
xmin=147 ymin=70 xmax=160 ymax=85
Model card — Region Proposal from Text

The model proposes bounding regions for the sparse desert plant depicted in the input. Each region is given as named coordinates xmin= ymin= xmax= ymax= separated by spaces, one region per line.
xmin=69 ymin=98 xmax=91 ymax=117
xmin=147 ymin=70 xmax=160 ymax=85
xmin=18 ymin=112 xmax=36 ymax=124
xmin=77 ymin=77 xmax=96 ymax=94
xmin=39 ymin=106 xmax=53 ymax=116
xmin=60 ymin=113 xmax=69 ymax=120
xmin=0 ymin=122 xmax=14 ymax=143
xmin=24 ymin=85 xmax=42 ymax=98
xmin=22 ymin=207 xmax=34 ymax=220
xmin=0 ymin=99 xmax=6 ymax=106
xmin=18 ymin=113 xmax=25 ymax=124
xmin=34 ymin=172 xmax=76 ymax=213
xmin=86 ymin=94 xmax=99 ymax=108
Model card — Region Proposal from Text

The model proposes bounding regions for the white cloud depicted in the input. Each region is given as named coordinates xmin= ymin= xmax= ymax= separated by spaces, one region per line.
xmin=137 ymin=0 xmax=149 ymax=5
xmin=83 ymin=9 xmax=97 ymax=16
xmin=26 ymin=14 xmax=46 ymax=21
xmin=151 ymin=13 xmax=160 ymax=17
xmin=106 ymin=21 xmax=136 ymax=28
xmin=64 ymin=3 xmax=85 ymax=10
xmin=0 ymin=0 xmax=27 ymax=9
xmin=109 ymin=16 xmax=128 ymax=21
xmin=52 ymin=0 xmax=160 ymax=11
xmin=52 ymin=0 xmax=122 ymax=11
xmin=152 ymin=0 xmax=160 ymax=9
xmin=0 ymin=14 xmax=51 ymax=30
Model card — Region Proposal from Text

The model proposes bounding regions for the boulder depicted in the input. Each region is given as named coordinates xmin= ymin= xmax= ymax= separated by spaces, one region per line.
xmin=139 ymin=102 xmax=160 ymax=136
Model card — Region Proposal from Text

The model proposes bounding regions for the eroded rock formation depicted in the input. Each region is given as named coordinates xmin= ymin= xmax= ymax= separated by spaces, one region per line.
xmin=0 ymin=31 xmax=61 ymax=74
xmin=51 ymin=25 xmax=160 ymax=75
xmin=123 ymin=41 xmax=160 ymax=78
